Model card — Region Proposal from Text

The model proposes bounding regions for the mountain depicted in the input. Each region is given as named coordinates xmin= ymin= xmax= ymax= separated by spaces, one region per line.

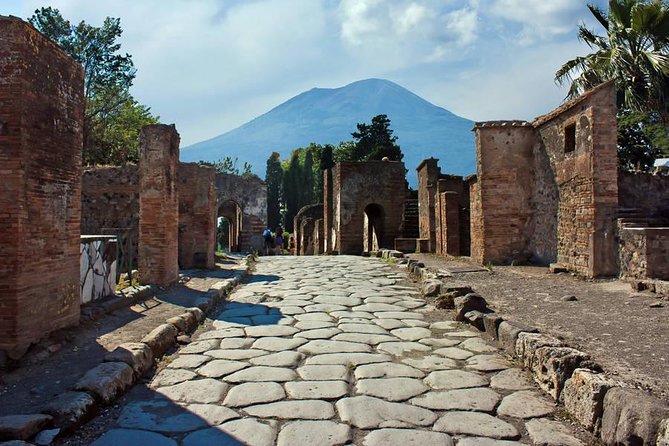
xmin=180 ymin=78 xmax=476 ymax=186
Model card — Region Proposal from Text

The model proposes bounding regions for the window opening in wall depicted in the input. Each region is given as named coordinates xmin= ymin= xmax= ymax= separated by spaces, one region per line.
xmin=564 ymin=123 xmax=576 ymax=153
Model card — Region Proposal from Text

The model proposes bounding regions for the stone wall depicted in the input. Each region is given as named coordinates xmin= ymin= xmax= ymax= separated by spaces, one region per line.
xmin=215 ymin=173 xmax=267 ymax=253
xmin=138 ymin=125 xmax=180 ymax=287
xmin=80 ymin=236 xmax=117 ymax=303
xmin=294 ymin=204 xmax=324 ymax=256
xmin=0 ymin=17 xmax=84 ymax=356
xmin=619 ymin=225 xmax=669 ymax=280
xmin=178 ymin=163 xmax=216 ymax=268
xmin=327 ymin=161 xmax=406 ymax=255
xmin=618 ymin=171 xmax=669 ymax=220
xmin=417 ymin=158 xmax=440 ymax=251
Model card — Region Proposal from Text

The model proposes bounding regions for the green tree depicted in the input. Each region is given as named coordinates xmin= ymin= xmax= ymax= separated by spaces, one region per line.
xmin=29 ymin=7 xmax=157 ymax=165
xmin=265 ymin=152 xmax=283 ymax=230
xmin=617 ymin=110 xmax=668 ymax=169
xmin=283 ymin=151 xmax=302 ymax=232
xmin=302 ymin=149 xmax=315 ymax=206
xmin=198 ymin=157 xmax=254 ymax=177
xmin=351 ymin=114 xmax=403 ymax=162
xmin=333 ymin=141 xmax=357 ymax=162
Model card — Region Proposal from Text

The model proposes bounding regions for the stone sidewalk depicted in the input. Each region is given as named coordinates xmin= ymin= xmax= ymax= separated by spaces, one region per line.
xmin=89 ymin=256 xmax=589 ymax=446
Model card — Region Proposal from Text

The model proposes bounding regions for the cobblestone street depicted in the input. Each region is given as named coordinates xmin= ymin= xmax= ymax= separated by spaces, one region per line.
xmin=90 ymin=256 xmax=588 ymax=445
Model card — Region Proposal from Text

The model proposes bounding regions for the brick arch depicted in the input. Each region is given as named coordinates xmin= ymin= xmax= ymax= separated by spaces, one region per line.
xmin=294 ymin=204 xmax=324 ymax=255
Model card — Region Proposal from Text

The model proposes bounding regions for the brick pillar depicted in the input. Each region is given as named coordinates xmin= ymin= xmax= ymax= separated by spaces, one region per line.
xmin=323 ymin=167 xmax=334 ymax=253
xmin=442 ymin=191 xmax=461 ymax=255
xmin=178 ymin=163 xmax=216 ymax=269
xmin=139 ymin=125 xmax=180 ymax=286
xmin=0 ymin=18 xmax=84 ymax=357
xmin=417 ymin=158 xmax=440 ymax=252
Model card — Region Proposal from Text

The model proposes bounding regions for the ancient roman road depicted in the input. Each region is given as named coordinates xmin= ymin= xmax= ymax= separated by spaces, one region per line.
xmin=91 ymin=256 xmax=586 ymax=446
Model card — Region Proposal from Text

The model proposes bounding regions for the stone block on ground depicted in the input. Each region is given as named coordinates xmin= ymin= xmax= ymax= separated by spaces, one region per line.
xmin=496 ymin=321 xmax=535 ymax=353
xmin=482 ymin=313 xmax=503 ymax=340
xmin=104 ymin=343 xmax=153 ymax=377
xmin=40 ymin=391 xmax=97 ymax=431
xmin=166 ymin=316 xmax=187 ymax=332
xmin=179 ymin=311 xmax=198 ymax=332
xmin=562 ymin=368 xmax=613 ymax=435
xmin=525 ymin=418 xmax=583 ymax=446
xmin=531 ymin=346 xmax=589 ymax=401
xmin=74 ymin=362 xmax=135 ymax=404
xmin=0 ymin=415 xmax=52 ymax=441
xmin=464 ymin=310 xmax=486 ymax=331
xmin=185 ymin=307 xmax=205 ymax=323
xmin=141 ymin=324 xmax=178 ymax=357
xmin=601 ymin=387 xmax=669 ymax=446
xmin=454 ymin=293 xmax=489 ymax=322
xmin=421 ymin=280 xmax=441 ymax=297
xmin=515 ymin=332 xmax=562 ymax=369
xmin=435 ymin=293 xmax=456 ymax=309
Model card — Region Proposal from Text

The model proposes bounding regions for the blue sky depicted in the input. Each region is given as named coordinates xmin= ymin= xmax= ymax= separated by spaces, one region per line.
xmin=5 ymin=0 xmax=608 ymax=146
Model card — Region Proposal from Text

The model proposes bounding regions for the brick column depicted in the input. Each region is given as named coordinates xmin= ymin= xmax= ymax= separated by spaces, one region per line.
xmin=442 ymin=191 xmax=461 ymax=255
xmin=139 ymin=125 xmax=180 ymax=286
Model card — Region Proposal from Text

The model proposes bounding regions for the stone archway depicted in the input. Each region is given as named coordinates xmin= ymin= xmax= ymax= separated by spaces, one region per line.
xmin=218 ymin=199 xmax=243 ymax=252
xmin=364 ymin=203 xmax=385 ymax=253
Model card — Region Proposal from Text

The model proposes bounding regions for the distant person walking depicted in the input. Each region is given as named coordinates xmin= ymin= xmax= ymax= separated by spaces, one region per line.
xmin=262 ymin=227 xmax=273 ymax=255
xmin=275 ymin=228 xmax=284 ymax=255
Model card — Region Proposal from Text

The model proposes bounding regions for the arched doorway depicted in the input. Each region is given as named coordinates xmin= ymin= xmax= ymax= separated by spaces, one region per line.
xmin=218 ymin=200 xmax=243 ymax=252
xmin=364 ymin=203 xmax=385 ymax=253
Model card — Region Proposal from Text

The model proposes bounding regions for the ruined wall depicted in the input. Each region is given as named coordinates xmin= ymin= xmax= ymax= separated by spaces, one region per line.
xmin=178 ymin=163 xmax=216 ymax=268
xmin=618 ymin=171 xmax=669 ymax=220
xmin=533 ymin=81 xmax=618 ymax=276
xmin=294 ymin=204 xmax=323 ymax=256
xmin=216 ymin=173 xmax=267 ymax=253
xmin=0 ymin=18 xmax=84 ymax=355
xmin=417 ymin=158 xmax=440 ymax=251
xmin=472 ymin=122 xmax=536 ymax=264
xmin=81 ymin=166 xmax=139 ymax=251
xmin=619 ymin=226 xmax=669 ymax=280
xmin=138 ymin=125 xmax=180 ymax=287
xmin=331 ymin=161 xmax=406 ymax=255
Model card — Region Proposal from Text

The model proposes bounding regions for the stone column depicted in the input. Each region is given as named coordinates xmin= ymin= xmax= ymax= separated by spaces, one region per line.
xmin=139 ymin=124 xmax=180 ymax=286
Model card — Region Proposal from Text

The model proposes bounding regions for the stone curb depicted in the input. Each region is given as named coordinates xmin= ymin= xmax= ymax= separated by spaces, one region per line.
xmin=0 ymin=256 xmax=254 ymax=443
xmin=377 ymin=249 xmax=669 ymax=446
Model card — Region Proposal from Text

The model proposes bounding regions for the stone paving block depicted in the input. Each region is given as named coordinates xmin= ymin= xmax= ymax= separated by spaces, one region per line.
xmin=354 ymin=362 xmax=425 ymax=379
xmin=433 ymin=347 xmax=474 ymax=360
xmin=377 ymin=342 xmax=431 ymax=356
xmin=166 ymin=354 xmax=210 ymax=369
xmin=75 ymin=362 xmax=135 ymax=404
xmin=117 ymin=399 xmax=208 ymax=433
xmin=182 ymin=419 xmax=276 ymax=446
xmin=205 ymin=349 xmax=268 ymax=360
xmin=251 ymin=337 xmax=308 ymax=351
xmin=151 ymin=369 xmax=197 ymax=387
xmin=362 ymin=428 xmax=453 ymax=446
xmin=90 ymin=428 xmax=177 ymax=446
xmin=223 ymin=382 xmax=285 ymax=407
xmin=223 ymin=366 xmax=297 ymax=383
xmin=155 ymin=378 xmax=228 ymax=403
xmin=433 ymin=411 xmax=520 ymax=439
xmin=295 ymin=328 xmax=341 ymax=339
xmin=285 ymin=381 xmax=349 ymax=400
xmin=216 ymin=338 xmax=255 ymax=350
xmin=497 ymin=390 xmax=555 ymax=419
xmin=298 ymin=340 xmax=372 ymax=355
xmin=374 ymin=319 xmax=407 ymax=330
xmin=186 ymin=404 xmax=240 ymax=425
xmin=277 ymin=420 xmax=351 ymax=446
xmin=390 ymin=327 xmax=432 ymax=341
xmin=197 ymin=328 xmax=246 ymax=340
xmin=243 ymin=400 xmax=335 ymax=420
xmin=196 ymin=359 xmax=249 ymax=378
xmin=336 ymin=396 xmax=437 ymax=429
xmin=419 ymin=338 xmax=461 ymax=348
xmin=424 ymin=370 xmax=489 ymax=390
xmin=490 ymin=369 xmax=535 ymax=391
xmin=465 ymin=354 xmax=512 ymax=372
xmin=244 ymin=325 xmax=300 ymax=337
xmin=248 ymin=351 xmax=304 ymax=367
xmin=410 ymin=387 xmax=501 ymax=412
xmin=297 ymin=365 xmax=350 ymax=381
xmin=402 ymin=356 xmax=458 ymax=371
xmin=457 ymin=438 xmax=524 ymax=446
xmin=356 ymin=378 xmax=429 ymax=401
xmin=525 ymin=418 xmax=584 ymax=446
xmin=0 ymin=415 xmax=52 ymax=441
xmin=332 ymin=333 xmax=397 ymax=345
xmin=459 ymin=337 xmax=499 ymax=353
xmin=562 ymin=368 xmax=613 ymax=434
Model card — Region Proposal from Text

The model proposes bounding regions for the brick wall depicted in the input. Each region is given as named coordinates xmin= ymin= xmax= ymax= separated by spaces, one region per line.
xmin=294 ymin=204 xmax=323 ymax=255
xmin=0 ymin=18 xmax=84 ymax=356
xmin=416 ymin=158 xmax=440 ymax=251
xmin=138 ymin=125 xmax=180 ymax=287
xmin=332 ymin=161 xmax=406 ymax=255
xmin=178 ymin=163 xmax=216 ymax=268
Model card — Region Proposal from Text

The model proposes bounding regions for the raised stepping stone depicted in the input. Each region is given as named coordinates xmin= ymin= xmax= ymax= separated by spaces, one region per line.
xmin=420 ymin=338 xmax=461 ymax=348
xmin=244 ymin=400 xmax=335 ymax=420
xmin=490 ymin=369 xmax=535 ymax=391
xmin=224 ymin=366 xmax=297 ymax=383
xmin=245 ymin=325 xmax=299 ymax=337
xmin=197 ymin=360 xmax=249 ymax=378
xmin=525 ymin=418 xmax=584 ymax=446
xmin=295 ymin=328 xmax=342 ymax=340
xmin=430 ymin=321 xmax=461 ymax=330
xmin=434 ymin=347 xmax=474 ymax=360
xmin=374 ymin=312 xmax=425 ymax=320
xmin=90 ymin=428 xmax=177 ymax=446
xmin=338 ymin=323 xmax=388 ymax=334
xmin=179 ymin=339 xmax=220 ymax=354
xmin=332 ymin=311 xmax=375 ymax=320
xmin=374 ymin=319 xmax=406 ymax=330
xmin=297 ymin=365 xmax=350 ymax=381
xmin=313 ymin=296 xmax=362 ymax=306
xmin=117 ymin=399 xmax=208 ymax=433
xmin=285 ymin=380 xmax=349 ymax=399
xmin=332 ymin=333 xmax=397 ymax=345
xmin=402 ymin=356 xmax=457 ymax=371
xmin=182 ymin=419 xmax=276 ymax=446
xmin=424 ymin=370 xmax=489 ymax=390
xmin=355 ymin=303 xmax=407 ymax=312
xmin=466 ymin=355 xmax=512 ymax=372
xmin=156 ymin=379 xmax=228 ymax=404
xmin=294 ymin=313 xmax=334 ymax=322
xmin=336 ymin=396 xmax=437 ymax=429
xmin=460 ymin=338 xmax=499 ymax=352
xmin=223 ymin=382 xmax=285 ymax=407
xmin=252 ymin=337 xmax=307 ymax=351
xmin=305 ymin=304 xmax=348 ymax=313
xmin=362 ymin=428 xmax=453 ymax=446
xmin=305 ymin=354 xmax=392 ymax=366
xmin=151 ymin=369 xmax=197 ymax=387
xmin=296 ymin=320 xmax=336 ymax=330
xmin=217 ymin=338 xmax=255 ymax=350
xmin=249 ymin=351 xmax=304 ymax=367
xmin=198 ymin=328 xmax=246 ymax=339
xmin=356 ymin=378 xmax=428 ymax=401
xmin=277 ymin=420 xmax=351 ymax=446
xmin=434 ymin=411 xmax=520 ymax=439
xmin=457 ymin=438 xmax=524 ymax=446
xmin=167 ymin=355 xmax=210 ymax=369
xmin=186 ymin=404 xmax=240 ymax=425
xmin=497 ymin=390 xmax=555 ymax=419
xmin=377 ymin=342 xmax=431 ymax=356
xmin=390 ymin=327 xmax=432 ymax=341
xmin=298 ymin=340 xmax=372 ymax=355
xmin=354 ymin=362 xmax=424 ymax=379
xmin=0 ymin=414 xmax=52 ymax=441
xmin=206 ymin=349 xmax=267 ymax=360
xmin=410 ymin=387 xmax=501 ymax=412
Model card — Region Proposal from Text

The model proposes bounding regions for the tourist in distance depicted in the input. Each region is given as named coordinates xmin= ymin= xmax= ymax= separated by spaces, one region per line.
xmin=275 ymin=226 xmax=284 ymax=255
xmin=262 ymin=227 xmax=273 ymax=256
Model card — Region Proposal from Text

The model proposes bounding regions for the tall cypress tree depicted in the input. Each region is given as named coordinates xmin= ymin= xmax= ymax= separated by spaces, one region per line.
xmin=303 ymin=149 xmax=314 ymax=206
xmin=265 ymin=152 xmax=283 ymax=230
xmin=283 ymin=151 xmax=302 ymax=232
